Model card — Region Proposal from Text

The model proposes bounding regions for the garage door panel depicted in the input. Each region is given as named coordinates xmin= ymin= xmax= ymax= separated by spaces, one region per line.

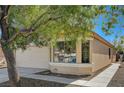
xmin=16 ymin=47 xmax=49 ymax=69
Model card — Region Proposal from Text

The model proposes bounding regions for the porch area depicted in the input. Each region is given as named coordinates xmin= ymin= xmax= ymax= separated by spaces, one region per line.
xmin=49 ymin=39 xmax=93 ymax=75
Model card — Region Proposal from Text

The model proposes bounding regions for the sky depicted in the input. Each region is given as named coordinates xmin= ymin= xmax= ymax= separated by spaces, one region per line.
xmin=94 ymin=12 xmax=124 ymax=44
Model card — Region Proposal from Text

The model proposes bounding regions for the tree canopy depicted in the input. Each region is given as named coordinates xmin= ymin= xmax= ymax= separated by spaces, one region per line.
xmin=0 ymin=6 xmax=101 ymax=50
xmin=94 ymin=6 xmax=124 ymax=50
xmin=0 ymin=5 xmax=124 ymax=50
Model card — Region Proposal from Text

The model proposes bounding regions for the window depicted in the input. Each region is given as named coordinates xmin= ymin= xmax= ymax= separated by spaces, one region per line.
xmin=53 ymin=41 xmax=76 ymax=63
xmin=109 ymin=48 xmax=111 ymax=59
xmin=82 ymin=41 xmax=89 ymax=63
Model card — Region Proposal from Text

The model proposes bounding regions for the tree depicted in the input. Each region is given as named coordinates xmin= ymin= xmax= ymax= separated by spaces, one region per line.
xmin=94 ymin=6 xmax=124 ymax=51
xmin=0 ymin=6 xmax=20 ymax=86
xmin=113 ymin=36 xmax=124 ymax=51
xmin=0 ymin=5 xmax=99 ymax=86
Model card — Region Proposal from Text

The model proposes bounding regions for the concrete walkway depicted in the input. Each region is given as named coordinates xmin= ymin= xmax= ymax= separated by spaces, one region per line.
xmin=23 ymin=63 xmax=120 ymax=87
xmin=84 ymin=63 xmax=120 ymax=87
xmin=0 ymin=67 xmax=46 ymax=83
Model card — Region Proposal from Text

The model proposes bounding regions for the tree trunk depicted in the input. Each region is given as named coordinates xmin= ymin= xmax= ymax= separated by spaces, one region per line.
xmin=0 ymin=5 xmax=20 ymax=87
xmin=1 ymin=45 xmax=20 ymax=86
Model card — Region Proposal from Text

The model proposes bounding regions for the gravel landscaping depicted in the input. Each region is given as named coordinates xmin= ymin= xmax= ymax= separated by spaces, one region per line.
xmin=108 ymin=62 xmax=124 ymax=87
xmin=0 ymin=81 xmax=10 ymax=87
xmin=0 ymin=77 xmax=81 ymax=87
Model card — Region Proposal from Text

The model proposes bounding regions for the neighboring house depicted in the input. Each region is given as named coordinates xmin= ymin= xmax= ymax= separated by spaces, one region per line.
xmin=0 ymin=46 xmax=6 ymax=67
xmin=116 ymin=51 xmax=124 ymax=62
xmin=15 ymin=32 xmax=116 ymax=75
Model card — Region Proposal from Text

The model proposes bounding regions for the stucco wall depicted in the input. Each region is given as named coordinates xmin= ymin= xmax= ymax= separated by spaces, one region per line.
xmin=0 ymin=48 xmax=4 ymax=61
xmin=91 ymin=39 xmax=112 ymax=72
xmin=76 ymin=40 xmax=82 ymax=64
xmin=16 ymin=46 xmax=50 ymax=69
xmin=49 ymin=63 xmax=92 ymax=75
xmin=111 ymin=49 xmax=116 ymax=63
xmin=0 ymin=47 xmax=6 ymax=66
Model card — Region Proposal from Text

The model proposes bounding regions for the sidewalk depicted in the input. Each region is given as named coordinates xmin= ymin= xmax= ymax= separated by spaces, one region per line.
xmin=85 ymin=63 xmax=120 ymax=87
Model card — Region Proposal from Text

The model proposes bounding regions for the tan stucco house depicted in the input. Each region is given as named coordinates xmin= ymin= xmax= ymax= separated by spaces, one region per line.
xmin=15 ymin=32 xmax=116 ymax=75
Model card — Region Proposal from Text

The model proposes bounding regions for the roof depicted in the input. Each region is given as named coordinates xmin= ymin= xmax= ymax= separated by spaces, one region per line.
xmin=92 ymin=32 xmax=114 ymax=48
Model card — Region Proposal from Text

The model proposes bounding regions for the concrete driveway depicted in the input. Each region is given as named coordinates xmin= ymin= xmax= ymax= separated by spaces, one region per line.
xmin=0 ymin=67 xmax=46 ymax=83
xmin=0 ymin=68 xmax=8 ymax=83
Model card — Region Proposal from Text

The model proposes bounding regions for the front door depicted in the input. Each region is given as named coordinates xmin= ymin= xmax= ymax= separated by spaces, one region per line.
xmin=82 ymin=41 xmax=89 ymax=63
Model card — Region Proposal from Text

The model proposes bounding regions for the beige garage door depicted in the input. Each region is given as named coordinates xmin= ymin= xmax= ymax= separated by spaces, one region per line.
xmin=16 ymin=47 xmax=49 ymax=69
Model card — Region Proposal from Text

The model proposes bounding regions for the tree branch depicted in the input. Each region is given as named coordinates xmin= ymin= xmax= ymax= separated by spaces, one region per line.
xmin=33 ymin=15 xmax=63 ymax=31
xmin=0 ymin=5 xmax=10 ymax=21
xmin=7 ymin=15 xmax=63 ymax=44
xmin=7 ymin=31 xmax=34 ymax=44
xmin=2 ymin=7 xmax=62 ymax=45
xmin=29 ymin=11 xmax=48 ymax=29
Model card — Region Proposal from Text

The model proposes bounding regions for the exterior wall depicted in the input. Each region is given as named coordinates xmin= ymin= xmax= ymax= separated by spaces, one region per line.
xmin=76 ymin=39 xmax=82 ymax=64
xmin=111 ymin=49 xmax=116 ymax=63
xmin=16 ymin=46 xmax=50 ymax=69
xmin=49 ymin=63 xmax=93 ymax=75
xmin=91 ymin=39 xmax=112 ymax=72
xmin=0 ymin=47 xmax=6 ymax=67
xmin=0 ymin=48 xmax=4 ymax=61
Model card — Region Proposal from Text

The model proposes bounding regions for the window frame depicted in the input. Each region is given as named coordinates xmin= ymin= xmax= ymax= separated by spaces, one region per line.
xmin=109 ymin=48 xmax=111 ymax=59
xmin=53 ymin=41 xmax=76 ymax=63
xmin=82 ymin=41 xmax=90 ymax=63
